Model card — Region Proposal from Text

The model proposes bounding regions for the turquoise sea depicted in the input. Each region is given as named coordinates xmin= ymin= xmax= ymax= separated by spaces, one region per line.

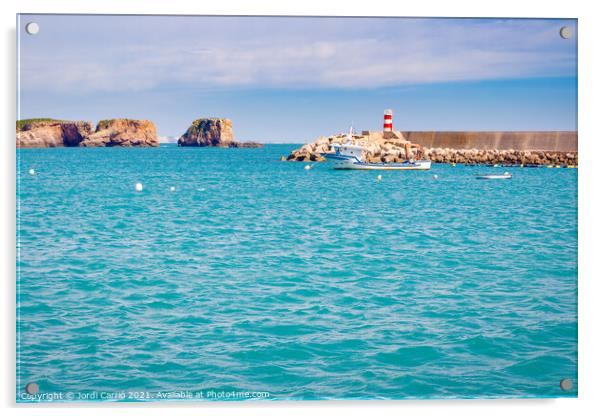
xmin=16 ymin=144 xmax=577 ymax=401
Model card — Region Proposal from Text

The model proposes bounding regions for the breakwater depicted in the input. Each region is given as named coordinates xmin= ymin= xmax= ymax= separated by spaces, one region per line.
xmin=402 ymin=131 xmax=577 ymax=152
xmin=286 ymin=131 xmax=578 ymax=166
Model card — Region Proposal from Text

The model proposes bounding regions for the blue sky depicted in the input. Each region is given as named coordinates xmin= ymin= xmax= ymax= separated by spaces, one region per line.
xmin=17 ymin=15 xmax=577 ymax=142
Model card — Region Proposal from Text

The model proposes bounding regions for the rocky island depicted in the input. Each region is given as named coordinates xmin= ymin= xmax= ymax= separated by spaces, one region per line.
xmin=287 ymin=130 xmax=578 ymax=166
xmin=17 ymin=118 xmax=159 ymax=148
xmin=16 ymin=119 xmax=93 ymax=148
xmin=82 ymin=119 xmax=158 ymax=147
xmin=178 ymin=118 xmax=263 ymax=148
xmin=16 ymin=117 xmax=264 ymax=149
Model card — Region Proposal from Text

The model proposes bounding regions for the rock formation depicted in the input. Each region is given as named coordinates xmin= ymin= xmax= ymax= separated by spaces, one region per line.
xmin=286 ymin=130 xmax=578 ymax=166
xmin=17 ymin=118 xmax=159 ymax=148
xmin=17 ymin=119 xmax=93 ymax=148
xmin=178 ymin=118 xmax=263 ymax=148
xmin=81 ymin=119 xmax=159 ymax=147
xmin=228 ymin=141 xmax=264 ymax=148
xmin=178 ymin=118 xmax=234 ymax=147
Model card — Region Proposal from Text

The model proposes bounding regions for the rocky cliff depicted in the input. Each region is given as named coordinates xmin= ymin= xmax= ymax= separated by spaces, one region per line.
xmin=82 ymin=119 xmax=159 ymax=147
xmin=178 ymin=118 xmax=234 ymax=147
xmin=17 ymin=119 xmax=93 ymax=148
xmin=17 ymin=118 xmax=159 ymax=148
xmin=287 ymin=130 xmax=578 ymax=166
xmin=178 ymin=118 xmax=263 ymax=148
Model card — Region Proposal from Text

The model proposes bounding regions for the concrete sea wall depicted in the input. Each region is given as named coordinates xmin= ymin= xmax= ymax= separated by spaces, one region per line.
xmin=402 ymin=131 xmax=577 ymax=152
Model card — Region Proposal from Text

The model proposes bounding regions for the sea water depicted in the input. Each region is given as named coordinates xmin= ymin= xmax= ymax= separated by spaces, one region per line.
xmin=16 ymin=144 xmax=577 ymax=401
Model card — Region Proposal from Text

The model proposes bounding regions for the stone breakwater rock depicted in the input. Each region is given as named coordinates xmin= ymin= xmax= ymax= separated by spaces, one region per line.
xmin=287 ymin=130 xmax=410 ymax=162
xmin=81 ymin=119 xmax=159 ymax=147
xmin=17 ymin=118 xmax=159 ymax=148
xmin=178 ymin=117 xmax=263 ymax=148
xmin=423 ymin=148 xmax=578 ymax=166
xmin=228 ymin=141 xmax=264 ymax=148
xmin=17 ymin=120 xmax=93 ymax=148
xmin=287 ymin=131 xmax=578 ymax=166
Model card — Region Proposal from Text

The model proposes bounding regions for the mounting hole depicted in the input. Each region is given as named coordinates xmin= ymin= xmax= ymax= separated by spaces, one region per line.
xmin=559 ymin=26 xmax=571 ymax=39
xmin=25 ymin=382 xmax=39 ymax=395
xmin=25 ymin=22 xmax=39 ymax=35
xmin=560 ymin=378 xmax=573 ymax=391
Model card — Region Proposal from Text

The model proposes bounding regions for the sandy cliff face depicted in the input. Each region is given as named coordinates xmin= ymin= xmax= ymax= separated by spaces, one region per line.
xmin=82 ymin=119 xmax=159 ymax=147
xmin=17 ymin=120 xmax=93 ymax=148
xmin=178 ymin=118 xmax=234 ymax=147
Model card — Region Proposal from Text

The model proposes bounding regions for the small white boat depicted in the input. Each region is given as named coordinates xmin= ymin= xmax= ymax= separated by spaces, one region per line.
xmin=323 ymin=128 xmax=431 ymax=171
xmin=476 ymin=172 xmax=512 ymax=180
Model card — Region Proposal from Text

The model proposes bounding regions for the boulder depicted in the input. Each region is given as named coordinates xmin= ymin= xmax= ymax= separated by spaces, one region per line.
xmin=229 ymin=141 xmax=264 ymax=148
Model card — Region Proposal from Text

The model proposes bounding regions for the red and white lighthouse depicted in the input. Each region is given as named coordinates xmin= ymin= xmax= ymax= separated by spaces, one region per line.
xmin=383 ymin=109 xmax=393 ymax=132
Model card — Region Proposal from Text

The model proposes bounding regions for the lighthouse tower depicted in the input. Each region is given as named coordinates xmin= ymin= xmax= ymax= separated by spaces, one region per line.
xmin=383 ymin=109 xmax=393 ymax=132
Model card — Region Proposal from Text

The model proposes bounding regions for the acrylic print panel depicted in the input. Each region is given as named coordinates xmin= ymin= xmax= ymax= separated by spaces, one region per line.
xmin=16 ymin=14 xmax=578 ymax=402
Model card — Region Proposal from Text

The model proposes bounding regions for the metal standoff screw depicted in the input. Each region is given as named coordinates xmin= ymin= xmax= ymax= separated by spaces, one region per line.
xmin=25 ymin=22 xmax=39 ymax=35
xmin=25 ymin=382 xmax=39 ymax=395
xmin=559 ymin=378 xmax=573 ymax=391
xmin=559 ymin=26 xmax=571 ymax=39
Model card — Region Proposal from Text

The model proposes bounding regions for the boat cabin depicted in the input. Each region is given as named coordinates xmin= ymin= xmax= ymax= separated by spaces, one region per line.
xmin=331 ymin=143 xmax=366 ymax=162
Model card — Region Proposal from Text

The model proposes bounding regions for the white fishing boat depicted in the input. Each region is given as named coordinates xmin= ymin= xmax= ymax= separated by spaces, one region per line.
xmin=476 ymin=172 xmax=512 ymax=180
xmin=323 ymin=128 xmax=431 ymax=171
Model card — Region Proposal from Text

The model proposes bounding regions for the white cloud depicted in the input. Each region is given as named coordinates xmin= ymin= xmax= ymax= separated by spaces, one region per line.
xmin=19 ymin=18 xmax=577 ymax=93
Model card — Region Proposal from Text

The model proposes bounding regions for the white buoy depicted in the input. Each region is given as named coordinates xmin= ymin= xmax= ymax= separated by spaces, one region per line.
xmin=135 ymin=182 xmax=143 ymax=192
xmin=376 ymin=174 xmax=382 ymax=181
xmin=169 ymin=186 xmax=176 ymax=192
xmin=304 ymin=165 xmax=311 ymax=170
xmin=433 ymin=174 xmax=438 ymax=179
xmin=28 ymin=168 xmax=35 ymax=176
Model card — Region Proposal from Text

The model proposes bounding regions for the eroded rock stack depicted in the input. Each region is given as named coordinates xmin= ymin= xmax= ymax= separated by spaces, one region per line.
xmin=17 ymin=120 xmax=93 ymax=148
xmin=178 ymin=118 xmax=263 ymax=148
xmin=82 ymin=119 xmax=159 ymax=147
xmin=16 ymin=118 xmax=159 ymax=148
xmin=178 ymin=118 xmax=234 ymax=147
xmin=286 ymin=130 xmax=578 ymax=166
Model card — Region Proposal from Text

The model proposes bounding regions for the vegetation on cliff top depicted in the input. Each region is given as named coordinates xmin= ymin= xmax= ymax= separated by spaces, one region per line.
xmin=96 ymin=119 xmax=152 ymax=130
xmin=188 ymin=118 xmax=231 ymax=129
xmin=16 ymin=118 xmax=63 ymax=131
